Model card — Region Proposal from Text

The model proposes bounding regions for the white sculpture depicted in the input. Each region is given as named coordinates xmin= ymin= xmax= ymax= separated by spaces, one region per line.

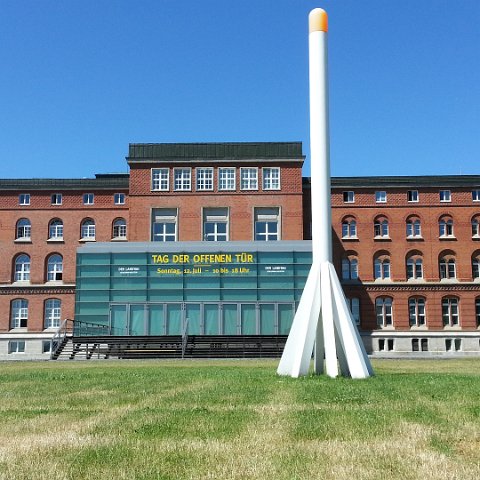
xmin=277 ymin=8 xmax=374 ymax=379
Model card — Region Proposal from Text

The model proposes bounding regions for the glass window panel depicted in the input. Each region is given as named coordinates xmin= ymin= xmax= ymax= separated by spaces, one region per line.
xmin=204 ymin=304 xmax=219 ymax=335
xmin=129 ymin=305 xmax=146 ymax=335
xmin=259 ymin=304 xmax=275 ymax=334
xmin=222 ymin=304 xmax=237 ymax=335
xmin=278 ymin=304 xmax=293 ymax=335
xmin=166 ymin=304 xmax=182 ymax=335
xmin=186 ymin=304 xmax=201 ymax=334
xmin=111 ymin=304 xmax=128 ymax=335
xmin=148 ymin=304 xmax=165 ymax=335
xmin=241 ymin=304 xmax=256 ymax=334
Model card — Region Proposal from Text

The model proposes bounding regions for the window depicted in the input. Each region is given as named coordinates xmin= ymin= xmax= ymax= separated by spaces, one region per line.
xmin=42 ymin=340 xmax=52 ymax=354
xmin=262 ymin=167 xmax=280 ymax=190
xmin=203 ymin=208 xmax=228 ymax=241
xmin=47 ymin=254 xmax=63 ymax=281
xmin=439 ymin=217 xmax=454 ymax=238
xmin=439 ymin=254 xmax=456 ymax=279
xmin=406 ymin=254 xmax=423 ymax=280
xmin=254 ymin=207 xmax=279 ymax=241
xmin=152 ymin=168 xmax=169 ymax=191
xmin=45 ymin=299 xmax=61 ymax=329
xmin=375 ymin=191 xmax=387 ymax=203
xmin=9 ymin=341 xmax=25 ymax=353
xmin=407 ymin=190 xmax=418 ymax=202
xmin=51 ymin=193 xmax=62 ymax=205
xmin=11 ymin=299 xmax=28 ymax=328
xmin=83 ymin=193 xmax=94 ymax=205
xmin=376 ymin=297 xmax=393 ymax=327
xmin=196 ymin=168 xmax=214 ymax=191
xmin=81 ymin=219 xmax=96 ymax=240
xmin=346 ymin=298 xmax=360 ymax=325
xmin=49 ymin=219 xmax=64 ymax=240
xmin=14 ymin=255 xmax=30 ymax=282
xmin=473 ymin=190 xmax=480 ymax=202
xmin=19 ymin=193 xmax=30 ymax=205
xmin=406 ymin=217 xmax=422 ymax=238
xmin=378 ymin=339 xmax=394 ymax=352
xmin=218 ymin=167 xmax=236 ymax=191
xmin=240 ymin=168 xmax=258 ymax=190
xmin=343 ymin=191 xmax=355 ymax=203
xmin=342 ymin=256 xmax=358 ymax=280
xmin=476 ymin=298 xmax=480 ymax=327
xmin=374 ymin=255 xmax=391 ymax=280
xmin=412 ymin=339 xmax=428 ymax=352
xmin=472 ymin=217 xmax=480 ymax=237
xmin=152 ymin=208 xmax=177 ymax=242
xmin=446 ymin=338 xmax=462 ymax=352
xmin=113 ymin=218 xmax=127 ymax=239
xmin=16 ymin=218 xmax=31 ymax=240
xmin=442 ymin=297 xmax=459 ymax=327
xmin=174 ymin=168 xmax=191 ymax=191
xmin=114 ymin=193 xmax=125 ymax=205
xmin=409 ymin=297 xmax=426 ymax=326
xmin=472 ymin=255 xmax=480 ymax=280
xmin=374 ymin=217 xmax=389 ymax=238
xmin=440 ymin=190 xmax=451 ymax=202
xmin=341 ymin=217 xmax=357 ymax=238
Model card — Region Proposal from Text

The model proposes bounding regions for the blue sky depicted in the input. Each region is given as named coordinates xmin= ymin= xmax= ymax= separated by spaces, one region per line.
xmin=0 ymin=0 xmax=478 ymax=178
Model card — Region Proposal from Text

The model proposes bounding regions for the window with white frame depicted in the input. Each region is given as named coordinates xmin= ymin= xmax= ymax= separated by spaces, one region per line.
xmin=376 ymin=297 xmax=393 ymax=327
xmin=19 ymin=193 xmax=30 ymax=205
xmin=218 ymin=167 xmax=236 ymax=191
xmin=442 ymin=297 xmax=459 ymax=327
xmin=114 ymin=193 xmax=125 ymax=205
xmin=44 ymin=299 xmax=61 ymax=329
xmin=152 ymin=208 xmax=177 ymax=242
xmin=472 ymin=216 xmax=480 ymax=237
xmin=47 ymin=254 xmax=63 ymax=281
xmin=473 ymin=190 xmax=480 ymax=202
xmin=406 ymin=254 xmax=423 ymax=280
xmin=254 ymin=207 xmax=279 ymax=241
xmin=83 ymin=193 xmax=94 ymax=205
xmin=113 ymin=218 xmax=127 ymax=239
xmin=406 ymin=217 xmax=422 ymax=238
xmin=203 ymin=208 xmax=228 ymax=241
xmin=374 ymin=217 xmax=389 ymax=238
xmin=174 ymin=168 xmax=191 ymax=191
xmin=11 ymin=299 xmax=28 ymax=328
xmin=9 ymin=340 xmax=25 ymax=353
xmin=152 ymin=168 xmax=169 ymax=191
xmin=439 ymin=254 xmax=456 ymax=280
xmin=341 ymin=217 xmax=357 ymax=238
xmin=14 ymin=255 xmax=30 ymax=282
xmin=343 ymin=191 xmax=355 ymax=203
xmin=440 ymin=190 xmax=451 ymax=202
xmin=409 ymin=297 xmax=426 ymax=327
xmin=49 ymin=219 xmax=63 ymax=240
xmin=374 ymin=255 xmax=391 ymax=280
xmin=16 ymin=218 xmax=31 ymax=240
xmin=407 ymin=190 xmax=419 ymax=202
xmin=472 ymin=255 xmax=480 ymax=280
xmin=375 ymin=191 xmax=387 ymax=203
xmin=42 ymin=340 xmax=52 ymax=353
xmin=476 ymin=298 xmax=480 ymax=327
xmin=51 ymin=193 xmax=62 ymax=205
xmin=81 ymin=219 xmax=96 ymax=240
xmin=346 ymin=298 xmax=360 ymax=325
xmin=240 ymin=168 xmax=258 ymax=190
xmin=196 ymin=168 xmax=214 ymax=191
xmin=439 ymin=216 xmax=454 ymax=237
xmin=262 ymin=167 xmax=280 ymax=190
xmin=342 ymin=256 xmax=358 ymax=280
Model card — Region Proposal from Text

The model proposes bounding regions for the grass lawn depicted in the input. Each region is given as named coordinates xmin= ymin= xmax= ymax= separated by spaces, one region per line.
xmin=0 ymin=358 xmax=479 ymax=480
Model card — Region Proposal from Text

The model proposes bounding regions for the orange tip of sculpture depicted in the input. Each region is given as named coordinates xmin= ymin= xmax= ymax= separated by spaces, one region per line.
xmin=309 ymin=8 xmax=328 ymax=33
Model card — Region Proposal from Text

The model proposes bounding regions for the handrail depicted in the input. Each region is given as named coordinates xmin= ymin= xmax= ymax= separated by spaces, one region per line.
xmin=73 ymin=320 xmax=124 ymax=337
xmin=181 ymin=317 xmax=189 ymax=359
xmin=50 ymin=318 xmax=74 ymax=359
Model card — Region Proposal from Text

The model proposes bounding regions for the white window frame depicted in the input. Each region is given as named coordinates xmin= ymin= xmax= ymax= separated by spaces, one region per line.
xmin=376 ymin=297 xmax=393 ymax=327
xmin=375 ymin=191 xmax=387 ymax=203
xmin=407 ymin=190 xmax=419 ymax=202
xmin=409 ymin=297 xmax=426 ymax=327
xmin=81 ymin=219 xmax=96 ymax=240
xmin=240 ymin=168 xmax=258 ymax=191
xmin=113 ymin=218 xmax=127 ymax=239
xmin=440 ymin=258 xmax=456 ymax=279
xmin=374 ymin=258 xmax=391 ymax=280
xmin=472 ymin=218 xmax=480 ymax=238
xmin=472 ymin=257 xmax=480 ymax=280
xmin=14 ymin=255 xmax=30 ymax=282
xmin=343 ymin=191 xmax=355 ymax=203
xmin=342 ymin=219 xmax=357 ymax=239
xmin=49 ymin=219 xmax=64 ymax=240
xmin=439 ymin=218 xmax=454 ymax=238
xmin=19 ymin=193 xmax=30 ymax=205
xmin=406 ymin=257 xmax=423 ymax=280
xmin=51 ymin=193 xmax=62 ymax=205
xmin=440 ymin=190 xmax=451 ymax=202
xmin=342 ymin=258 xmax=358 ymax=280
xmin=114 ymin=193 xmax=125 ymax=205
xmin=254 ymin=207 xmax=280 ymax=241
xmin=406 ymin=219 xmax=422 ymax=238
xmin=442 ymin=297 xmax=459 ymax=327
xmin=196 ymin=168 xmax=214 ymax=191
xmin=152 ymin=208 xmax=178 ymax=242
xmin=83 ymin=193 xmax=94 ymax=205
xmin=16 ymin=218 xmax=31 ymax=240
xmin=346 ymin=298 xmax=360 ymax=326
xmin=203 ymin=208 xmax=229 ymax=241
xmin=262 ymin=167 xmax=280 ymax=190
xmin=45 ymin=299 xmax=61 ymax=329
xmin=174 ymin=168 xmax=192 ymax=191
xmin=9 ymin=340 xmax=25 ymax=353
xmin=11 ymin=299 xmax=28 ymax=328
xmin=374 ymin=219 xmax=389 ymax=238
xmin=47 ymin=254 xmax=63 ymax=282
xmin=151 ymin=168 xmax=169 ymax=191
xmin=472 ymin=190 xmax=480 ymax=202
xmin=218 ymin=167 xmax=236 ymax=191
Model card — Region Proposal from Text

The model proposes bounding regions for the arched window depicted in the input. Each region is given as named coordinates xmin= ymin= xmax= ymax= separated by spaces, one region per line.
xmin=439 ymin=215 xmax=454 ymax=238
xmin=49 ymin=219 xmax=63 ymax=240
xmin=346 ymin=298 xmax=360 ymax=325
xmin=376 ymin=297 xmax=393 ymax=327
xmin=442 ymin=297 xmax=459 ymax=327
xmin=409 ymin=297 xmax=426 ymax=327
xmin=342 ymin=254 xmax=358 ymax=280
xmin=14 ymin=254 xmax=30 ymax=282
xmin=16 ymin=218 xmax=31 ymax=240
xmin=81 ymin=219 xmax=95 ymax=240
xmin=406 ymin=216 xmax=421 ymax=238
xmin=374 ymin=216 xmax=389 ymax=238
xmin=475 ymin=297 xmax=480 ymax=327
xmin=374 ymin=252 xmax=391 ymax=280
xmin=341 ymin=216 xmax=357 ymax=238
xmin=112 ymin=218 xmax=127 ymax=239
xmin=472 ymin=216 xmax=480 ymax=238
xmin=406 ymin=252 xmax=423 ymax=280
xmin=472 ymin=253 xmax=480 ymax=280
xmin=45 ymin=299 xmax=61 ymax=329
xmin=47 ymin=254 xmax=63 ymax=281
xmin=439 ymin=252 xmax=456 ymax=280
xmin=11 ymin=299 xmax=28 ymax=328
